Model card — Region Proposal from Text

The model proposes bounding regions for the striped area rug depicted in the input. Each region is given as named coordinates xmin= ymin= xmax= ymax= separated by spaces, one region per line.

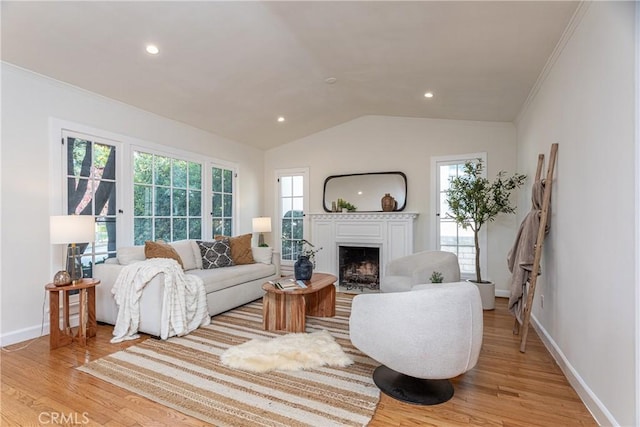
xmin=78 ymin=295 xmax=381 ymax=427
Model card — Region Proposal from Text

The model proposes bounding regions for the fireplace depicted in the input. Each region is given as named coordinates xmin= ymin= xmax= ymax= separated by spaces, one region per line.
xmin=339 ymin=245 xmax=380 ymax=291
xmin=308 ymin=212 xmax=418 ymax=285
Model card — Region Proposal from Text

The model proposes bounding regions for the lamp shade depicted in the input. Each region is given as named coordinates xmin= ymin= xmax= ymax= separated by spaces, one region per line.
xmin=252 ymin=217 xmax=272 ymax=233
xmin=50 ymin=215 xmax=96 ymax=244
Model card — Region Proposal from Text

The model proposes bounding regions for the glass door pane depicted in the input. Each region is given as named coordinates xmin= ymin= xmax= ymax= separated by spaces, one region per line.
xmin=436 ymin=160 xmax=476 ymax=276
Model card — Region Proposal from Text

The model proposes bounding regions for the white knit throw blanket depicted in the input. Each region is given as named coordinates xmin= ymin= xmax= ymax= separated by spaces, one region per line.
xmin=110 ymin=258 xmax=210 ymax=343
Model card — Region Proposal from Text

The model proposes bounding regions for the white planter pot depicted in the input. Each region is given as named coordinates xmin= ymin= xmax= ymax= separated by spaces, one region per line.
xmin=470 ymin=280 xmax=495 ymax=310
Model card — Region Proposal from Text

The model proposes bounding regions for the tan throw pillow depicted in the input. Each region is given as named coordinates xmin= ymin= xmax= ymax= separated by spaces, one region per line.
xmin=144 ymin=240 xmax=184 ymax=269
xmin=214 ymin=233 xmax=255 ymax=265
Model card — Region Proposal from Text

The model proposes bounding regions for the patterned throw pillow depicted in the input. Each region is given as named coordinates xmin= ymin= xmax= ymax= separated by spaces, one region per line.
xmin=198 ymin=239 xmax=234 ymax=269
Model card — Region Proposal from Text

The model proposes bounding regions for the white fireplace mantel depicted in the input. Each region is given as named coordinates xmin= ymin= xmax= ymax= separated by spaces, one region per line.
xmin=308 ymin=212 xmax=419 ymax=278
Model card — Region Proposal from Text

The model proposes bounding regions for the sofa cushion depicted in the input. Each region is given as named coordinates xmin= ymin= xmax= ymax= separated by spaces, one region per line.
xmin=198 ymin=239 xmax=234 ymax=269
xmin=251 ymin=246 xmax=272 ymax=264
xmin=192 ymin=241 xmax=204 ymax=270
xmin=170 ymin=240 xmax=198 ymax=271
xmin=145 ymin=240 xmax=184 ymax=269
xmin=188 ymin=263 xmax=277 ymax=293
xmin=215 ymin=233 xmax=255 ymax=265
xmin=117 ymin=246 xmax=145 ymax=265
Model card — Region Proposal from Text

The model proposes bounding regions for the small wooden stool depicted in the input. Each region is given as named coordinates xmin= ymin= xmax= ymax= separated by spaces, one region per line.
xmin=45 ymin=278 xmax=100 ymax=350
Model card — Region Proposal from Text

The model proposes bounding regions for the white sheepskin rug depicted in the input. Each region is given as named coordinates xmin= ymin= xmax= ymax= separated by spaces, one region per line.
xmin=220 ymin=329 xmax=354 ymax=373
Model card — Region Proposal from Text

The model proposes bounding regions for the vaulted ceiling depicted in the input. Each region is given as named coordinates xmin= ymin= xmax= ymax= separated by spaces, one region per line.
xmin=2 ymin=1 xmax=579 ymax=150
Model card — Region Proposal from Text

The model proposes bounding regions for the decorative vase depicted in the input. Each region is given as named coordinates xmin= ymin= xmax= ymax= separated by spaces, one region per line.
xmin=294 ymin=255 xmax=313 ymax=281
xmin=53 ymin=270 xmax=71 ymax=286
xmin=381 ymin=193 xmax=396 ymax=212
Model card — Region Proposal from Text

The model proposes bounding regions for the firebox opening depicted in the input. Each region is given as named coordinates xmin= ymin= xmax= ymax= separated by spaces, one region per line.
xmin=339 ymin=245 xmax=380 ymax=291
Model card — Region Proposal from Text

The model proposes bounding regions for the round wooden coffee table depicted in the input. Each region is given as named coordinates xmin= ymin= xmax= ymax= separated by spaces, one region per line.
xmin=262 ymin=272 xmax=337 ymax=332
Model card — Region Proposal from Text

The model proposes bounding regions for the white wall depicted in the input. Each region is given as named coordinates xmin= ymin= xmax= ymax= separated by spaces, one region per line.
xmin=516 ymin=2 xmax=637 ymax=425
xmin=264 ymin=115 xmax=519 ymax=291
xmin=0 ymin=63 xmax=264 ymax=345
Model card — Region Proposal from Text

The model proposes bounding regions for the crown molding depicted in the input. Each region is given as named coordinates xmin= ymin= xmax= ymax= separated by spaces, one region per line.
xmin=515 ymin=1 xmax=592 ymax=125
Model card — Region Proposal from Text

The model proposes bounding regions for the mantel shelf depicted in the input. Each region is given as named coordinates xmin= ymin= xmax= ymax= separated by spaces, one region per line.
xmin=307 ymin=212 xmax=419 ymax=221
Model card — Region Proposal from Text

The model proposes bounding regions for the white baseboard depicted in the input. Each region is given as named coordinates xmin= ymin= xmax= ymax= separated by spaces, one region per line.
xmin=495 ymin=289 xmax=510 ymax=298
xmin=530 ymin=314 xmax=617 ymax=426
xmin=1 ymin=323 xmax=50 ymax=347
xmin=1 ymin=313 xmax=80 ymax=347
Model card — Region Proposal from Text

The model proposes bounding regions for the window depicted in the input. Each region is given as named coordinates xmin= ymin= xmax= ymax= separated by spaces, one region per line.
xmin=276 ymin=169 xmax=309 ymax=265
xmin=432 ymin=153 xmax=487 ymax=278
xmin=63 ymin=131 xmax=118 ymax=277
xmin=210 ymin=165 xmax=234 ymax=237
xmin=55 ymin=121 xmax=237 ymax=264
xmin=132 ymin=150 xmax=203 ymax=244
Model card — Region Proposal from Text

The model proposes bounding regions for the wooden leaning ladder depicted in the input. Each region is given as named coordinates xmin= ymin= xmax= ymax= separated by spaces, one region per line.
xmin=513 ymin=143 xmax=558 ymax=353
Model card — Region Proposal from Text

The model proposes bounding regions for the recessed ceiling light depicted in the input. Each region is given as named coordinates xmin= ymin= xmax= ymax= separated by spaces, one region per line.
xmin=277 ymin=116 xmax=285 ymax=123
xmin=146 ymin=44 xmax=159 ymax=55
xmin=325 ymin=77 xmax=337 ymax=84
xmin=424 ymin=92 xmax=434 ymax=98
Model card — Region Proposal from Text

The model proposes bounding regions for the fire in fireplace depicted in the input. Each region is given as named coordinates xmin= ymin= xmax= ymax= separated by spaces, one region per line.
xmin=338 ymin=245 xmax=380 ymax=291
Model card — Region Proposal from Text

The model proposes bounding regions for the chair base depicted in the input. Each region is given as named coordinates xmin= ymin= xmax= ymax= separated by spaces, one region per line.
xmin=372 ymin=365 xmax=454 ymax=405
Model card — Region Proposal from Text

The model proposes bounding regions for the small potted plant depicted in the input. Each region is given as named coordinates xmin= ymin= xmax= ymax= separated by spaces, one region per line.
xmin=430 ymin=271 xmax=444 ymax=283
xmin=446 ymin=159 xmax=526 ymax=309
xmin=336 ymin=198 xmax=357 ymax=212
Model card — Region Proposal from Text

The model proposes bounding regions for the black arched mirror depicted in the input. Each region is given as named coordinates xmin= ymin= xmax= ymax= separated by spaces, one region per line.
xmin=323 ymin=171 xmax=407 ymax=212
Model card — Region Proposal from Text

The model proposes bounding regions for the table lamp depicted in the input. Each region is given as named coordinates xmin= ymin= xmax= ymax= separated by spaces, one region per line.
xmin=252 ymin=217 xmax=272 ymax=247
xmin=50 ymin=215 xmax=95 ymax=286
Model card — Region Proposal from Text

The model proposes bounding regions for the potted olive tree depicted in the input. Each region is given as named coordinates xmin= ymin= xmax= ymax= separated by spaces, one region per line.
xmin=446 ymin=159 xmax=526 ymax=309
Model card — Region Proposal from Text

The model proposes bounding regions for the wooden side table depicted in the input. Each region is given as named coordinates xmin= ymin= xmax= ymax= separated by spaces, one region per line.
xmin=45 ymin=278 xmax=100 ymax=350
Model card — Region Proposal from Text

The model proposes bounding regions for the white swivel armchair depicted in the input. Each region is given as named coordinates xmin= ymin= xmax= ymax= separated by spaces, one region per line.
xmin=380 ymin=250 xmax=461 ymax=293
xmin=349 ymin=281 xmax=483 ymax=405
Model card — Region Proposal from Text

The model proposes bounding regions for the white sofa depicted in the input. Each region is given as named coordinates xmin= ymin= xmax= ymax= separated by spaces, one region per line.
xmin=94 ymin=239 xmax=280 ymax=337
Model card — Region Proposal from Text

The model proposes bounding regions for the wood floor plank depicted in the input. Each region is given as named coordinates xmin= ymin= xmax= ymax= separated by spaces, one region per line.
xmin=1 ymin=297 xmax=596 ymax=426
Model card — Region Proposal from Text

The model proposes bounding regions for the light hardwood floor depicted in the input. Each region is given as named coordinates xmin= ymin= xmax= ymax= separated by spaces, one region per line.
xmin=1 ymin=297 xmax=596 ymax=426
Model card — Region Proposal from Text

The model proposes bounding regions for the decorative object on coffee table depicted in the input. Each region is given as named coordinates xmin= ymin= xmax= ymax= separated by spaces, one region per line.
xmin=294 ymin=239 xmax=322 ymax=280
xmin=294 ymin=255 xmax=313 ymax=280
